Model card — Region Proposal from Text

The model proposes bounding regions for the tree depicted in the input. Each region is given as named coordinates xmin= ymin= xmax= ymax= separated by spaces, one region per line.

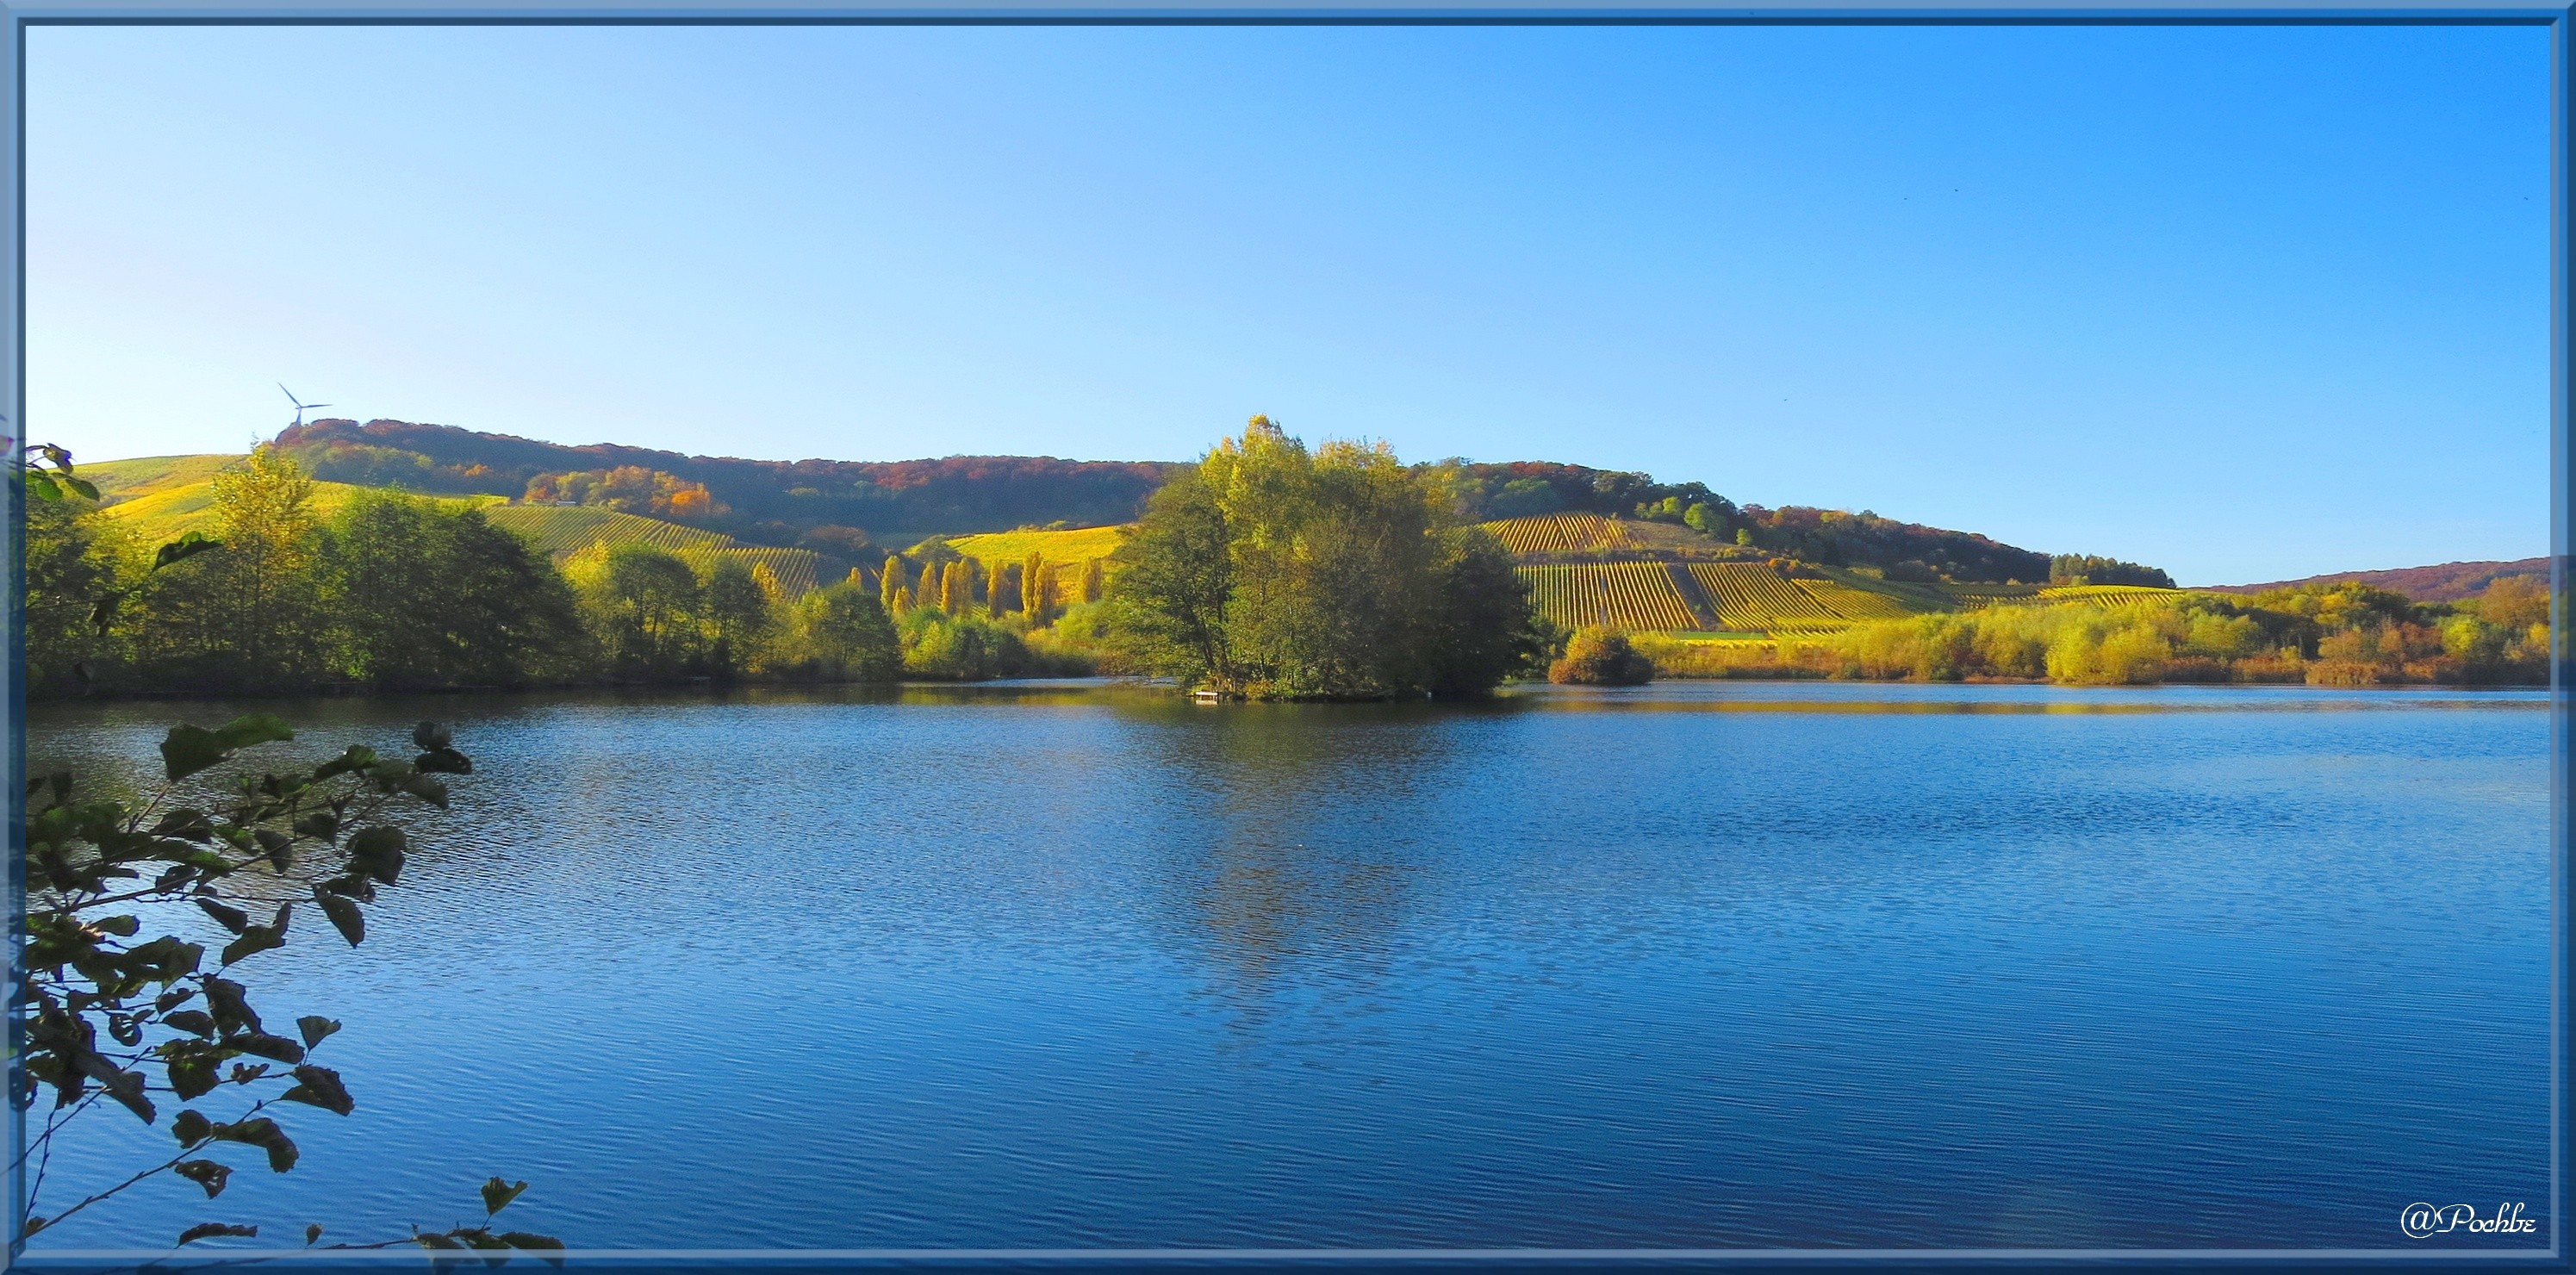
xmin=1550 ymin=626 xmax=1654 ymax=685
xmin=701 ymin=557 xmax=780 ymax=676
xmin=566 ymin=543 xmax=705 ymax=678
xmin=1019 ymin=552 xmax=1046 ymax=619
xmin=18 ymin=716 xmax=557 ymax=1255
xmin=1104 ymin=418 xmax=1538 ymax=699
xmin=1103 ymin=463 xmax=1235 ymax=687
xmin=1080 ymin=558 xmax=1106 ymax=605
xmin=129 ymin=446 xmax=327 ymax=689
xmin=782 ymin=582 xmax=900 ymax=681
xmin=320 ymin=491 xmax=582 ymax=689
xmin=878 ymin=556 xmax=905 ymax=614
xmin=23 ymin=482 xmax=135 ymax=695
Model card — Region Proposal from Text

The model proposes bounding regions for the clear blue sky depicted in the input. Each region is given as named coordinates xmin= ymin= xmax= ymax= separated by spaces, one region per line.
xmin=28 ymin=22 xmax=2548 ymax=585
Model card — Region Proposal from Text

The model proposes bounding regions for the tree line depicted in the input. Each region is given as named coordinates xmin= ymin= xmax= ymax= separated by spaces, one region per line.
xmin=1633 ymin=576 xmax=2553 ymax=686
xmin=26 ymin=446 xmax=1104 ymax=698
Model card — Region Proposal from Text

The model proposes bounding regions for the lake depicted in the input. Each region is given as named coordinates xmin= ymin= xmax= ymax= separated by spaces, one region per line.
xmin=20 ymin=681 xmax=2554 ymax=1254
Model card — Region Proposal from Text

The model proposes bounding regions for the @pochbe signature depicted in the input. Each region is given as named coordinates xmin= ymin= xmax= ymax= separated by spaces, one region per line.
xmin=2401 ymin=1203 xmax=2536 ymax=1239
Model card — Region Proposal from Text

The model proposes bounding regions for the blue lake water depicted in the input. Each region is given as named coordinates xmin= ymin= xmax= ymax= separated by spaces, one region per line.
xmin=20 ymin=681 xmax=2555 ymax=1253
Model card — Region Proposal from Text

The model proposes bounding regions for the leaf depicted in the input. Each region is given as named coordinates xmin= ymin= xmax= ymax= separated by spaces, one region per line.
xmin=167 ymin=1054 xmax=219 ymax=1101
xmin=177 ymin=1222 xmax=258 ymax=1245
xmin=415 ymin=1234 xmax=467 ymax=1251
xmin=63 ymin=475 xmax=100 ymax=501
xmin=164 ymin=1010 xmax=216 ymax=1037
xmin=152 ymin=531 xmax=221 ymax=571
xmin=172 ymin=1110 xmax=212 ymax=1147
xmin=195 ymin=899 xmax=250 ymax=934
xmin=27 ymin=470 xmax=61 ymax=502
xmin=480 ymin=1177 xmax=530 ymax=1215
xmin=345 ymin=827 xmax=407 ymax=885
xmin=220 ymin=925 xmax=285 ymax=967
xmin=255 ymin=829 xmax=296 ymax=870
xmin=413 ymin=721 xmax=453 ymax=750
xmin=414 ymin=747 xmax=473 ymax=775
xmin=317 ymin=893 xmax=364 ymax=946
xmin=228 ymin=1063 xmax=271 ymax=1085
xmin=159 ymin=726 xmax=230 ymax=783
xmin=306 ymin=1224 xmax=324 ymax=1246
xmin=226 ymin=1032 xmax=306 ymax=1064
xmin=500 ymin=1232 xmax=565 ymax=1254
xmin=281 ymin=1065 xmax=352 ymax=1116
xmin=296 ymin=1016 xmax=342 ymax=1048
xmin=96 ymin=1067 xmax=155 ymax=1123
xmin=211 ymin=714 xmax=294 ymax=752
xmin=212 ymin=1116 xmax=299 ymax=1172
xmin=173 ymin=1160 xmax=233 ymax=1198
xmin=201 ymin=976 xmax=260 ymax=1035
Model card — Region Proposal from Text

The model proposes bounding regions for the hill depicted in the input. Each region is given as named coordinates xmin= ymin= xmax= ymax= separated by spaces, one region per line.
xmin=1478 ymin=513 xmax=2184 ymax=638
xmin=274 ymin=418 xmax=1176 ymax=548
xmin=97 ymin=476 xmax=507 ymax=543
xmin=2206 ymin=558 xmax=2548 ymax=604
xmin=80 ymin=453 xmax=242 ymax=505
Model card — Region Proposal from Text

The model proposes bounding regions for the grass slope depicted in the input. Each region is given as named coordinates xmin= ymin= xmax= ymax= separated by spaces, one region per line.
xmin=81 ymin=454 xmax=246 ymax=505
xmin=100 ymin=478 xmax=505 ymax=542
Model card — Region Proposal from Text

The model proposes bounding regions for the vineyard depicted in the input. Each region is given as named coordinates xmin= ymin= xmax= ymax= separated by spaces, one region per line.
xmin=714 ymin=546 xmax=827 ymax=598
xmin=1687 ymin=563 xmax=1840 ymax=630
xmin=1480 ymin=513 xmax=1633 ymax=555
xmin=482 ymin=505 xmax=735 ymax=556
xmin=1516 ymin=563 xmax=1700 ymax=631
xmin=2038 ymin=584 xmax=2182 ymax=606
xmin=1794 ymin=579 xmax=1918 ymax=620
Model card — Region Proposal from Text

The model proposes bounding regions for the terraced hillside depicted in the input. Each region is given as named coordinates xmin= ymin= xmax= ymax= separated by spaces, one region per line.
xmin=1516 ymin=563 xmax=1702 ymax=631
xmin=1481 ymin=513 xmax=1633 ymax=555
xmin=482 ymin=505 xmax=735 ymax=556
xmin=483 ymin=506 xmax=834 ymax=598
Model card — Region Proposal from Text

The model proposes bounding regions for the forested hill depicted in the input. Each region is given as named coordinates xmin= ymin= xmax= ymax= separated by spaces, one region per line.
xmin=258 ymin=417 xmax=2079 ymax=583
xmin=2205 ymin=557 xmax=2549 ymax=604
xmin=275 ymin=418 xmax=1178 ymax=544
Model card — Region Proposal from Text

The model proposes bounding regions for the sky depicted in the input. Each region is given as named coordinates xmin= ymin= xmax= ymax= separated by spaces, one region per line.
xmin=28 ymin=22 xmax=2549 ymax=586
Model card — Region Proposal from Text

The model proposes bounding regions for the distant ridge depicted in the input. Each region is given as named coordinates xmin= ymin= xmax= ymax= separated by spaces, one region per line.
xmin=2202 ymin=557 xmax=2548 ymax=604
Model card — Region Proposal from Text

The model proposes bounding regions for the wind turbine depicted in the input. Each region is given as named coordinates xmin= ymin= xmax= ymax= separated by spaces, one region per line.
xmin=278 ymin=383 xmax=332 ymax=427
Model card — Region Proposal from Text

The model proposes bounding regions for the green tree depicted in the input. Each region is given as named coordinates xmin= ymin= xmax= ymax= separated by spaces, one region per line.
xmin=566 ymin=543 xmax=705 ymax=678
xmin=1104 ymin=417 xmax=1537 ymax=699
xmin=320 ymin=491 xmax=582 ymax=688
xmin=782 ymin=581 xmax=900 ymax=681
xmin=23 ymin=487 xmax=134 ymax=694
xmin=700 ymin=557 xmax=780 ymax=677
xmin=129 ymin=446 xmax=327 ymax=689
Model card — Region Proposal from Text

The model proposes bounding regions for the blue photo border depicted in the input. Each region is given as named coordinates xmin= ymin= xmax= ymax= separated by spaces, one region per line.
xmin=0 ymin=7 xmax=2562 ymax=1271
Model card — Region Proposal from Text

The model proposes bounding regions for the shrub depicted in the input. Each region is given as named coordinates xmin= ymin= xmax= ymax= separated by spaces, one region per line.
xmin=1549 ymin=626 xmax=1655 ymax=685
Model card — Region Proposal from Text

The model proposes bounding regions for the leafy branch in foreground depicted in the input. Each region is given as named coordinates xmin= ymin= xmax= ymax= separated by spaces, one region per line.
xmin=16 ymin=715 xmax=559 ymax=1259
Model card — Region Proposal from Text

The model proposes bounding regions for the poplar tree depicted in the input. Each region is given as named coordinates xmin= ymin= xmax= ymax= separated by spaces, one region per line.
xmin=1022 ymin=551 xmax=1047 ymax=618
xmin=880 ymin=556 xmax=906 ymax=613
xmin=1081 ymin=558 xmax=1106 ymax=605
xmin=940 ymin=562 xmax=966 ymax=615
xmin=920 ymin=562 xmax=944 ymax=613
xmin=989 ymin=563 xmax=1013 ymax=619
